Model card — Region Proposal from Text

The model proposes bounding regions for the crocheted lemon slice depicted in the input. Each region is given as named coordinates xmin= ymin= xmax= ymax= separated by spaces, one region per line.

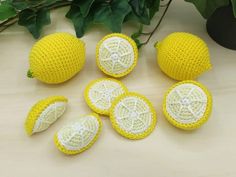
xmin=110 ymin=92 xmax=157 ymax=140
xmin=96 ymin=33 xmax=138 ymax=78
xmin=84 ymin=78 xmax=128 ymax=115
xmin=27 ymin=32 xmax=85 ymax=84
xmin=156 ymin=32 xmax=212 ymax=80
xmin=25 ymin=96 xmax=68 ymax=136
xmin=54 ymin=113 xmax=102 ymax=155
xmin=163 ymin=80 xmax=212 ymax=130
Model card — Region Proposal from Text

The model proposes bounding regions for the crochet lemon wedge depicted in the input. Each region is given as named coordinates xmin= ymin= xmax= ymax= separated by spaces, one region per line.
xmin=110 ymin=92 xmax=157 ymax=140
xmin=96 ymin=33 xmax=138 ymax=78
xmin=25 ymin=96 xmax=68 ymax=136
xmin=156 ymin=32 xmax=212 ymax=80
xmin=84 ymin=78 xmax=128 ymax=115
xmin=163 ymin=80 xmax=212 ymax=130
xmin=27 ymin=32 xmax=85 ymax=84
xmin=54 ymin=113 xmax=102 ymax=155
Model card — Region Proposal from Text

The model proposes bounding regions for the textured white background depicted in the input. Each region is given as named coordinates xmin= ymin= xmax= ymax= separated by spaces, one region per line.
xmin=0 ymin=1 xmax=236 ymax=177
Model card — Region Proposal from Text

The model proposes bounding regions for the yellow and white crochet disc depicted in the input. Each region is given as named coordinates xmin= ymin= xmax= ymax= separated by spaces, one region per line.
xmin=163 ymin=80 xmax=212 ymax=130
xmin=24 ymin=96 xmax=68 ymax=136
xmin=96 ymin=33 xmax=138 ymax=78
xmin=84 ymin=78 xmax=128 ymax=115
xmin=110 ymin=92 xmax=157 ymax=140
xmin=54 ymin=113 xmax=102 ymax=155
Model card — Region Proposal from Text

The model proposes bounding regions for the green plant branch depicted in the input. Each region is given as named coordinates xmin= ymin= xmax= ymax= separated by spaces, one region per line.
xmin=140 ymin=0 xmax=173 ymax=46
xmin=0 ymin=1 xmax=72 ymax=33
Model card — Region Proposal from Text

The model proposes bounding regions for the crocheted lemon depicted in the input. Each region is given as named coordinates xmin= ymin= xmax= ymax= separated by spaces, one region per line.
xmin=54 ymin=113 xmax=102 ymax=155
xmin=96 ymin=33 xmax=138 ymax=78
xmin=25 ymin=96 xmax=68 ymax=136
xmin=110 ymin=92 xmax=157 ymax=140
xmin=27 ymin=32 xmax=85 ymax=84
xmin=163 ymin=80 xmax=212 ymax=130
xmin=156 ymin=32 xmax=212 ymax=80
xmin=84 ymin=78 xmax=128 ymax=115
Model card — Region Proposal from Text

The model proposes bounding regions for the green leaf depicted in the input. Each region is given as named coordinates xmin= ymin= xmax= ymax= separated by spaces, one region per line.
xmin=185 ymin=0 xmax=230 ymax=19
xmin=93 ymin=0 xmax=131 ymax=32
xmin=71 ymin=0 xmax=95 ymax=17
xmin=129 ymin=0 xmax=150 ymax=25
xmin=231 ymin=0 xmax=236 ymax=17
xmin=0 ymin=3 xmax=17 ymax=21
xmin=146 ymin=0 xmax=160 ymax=19
xmin=18 ymin=8 xmax=51 ymax=39
xmin=11 ymin=0 xmax=58 ymax=10
xmin=66 ymin=4 xmax=93 ymax=37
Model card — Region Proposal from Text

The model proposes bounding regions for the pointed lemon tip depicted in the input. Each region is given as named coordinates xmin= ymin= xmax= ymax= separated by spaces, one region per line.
xmin=27 ymin=70 xmax=34 ymax=78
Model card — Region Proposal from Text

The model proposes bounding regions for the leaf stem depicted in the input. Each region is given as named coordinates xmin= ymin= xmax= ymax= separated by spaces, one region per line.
xmin=140 ymin=0 xmax=173 ymax=46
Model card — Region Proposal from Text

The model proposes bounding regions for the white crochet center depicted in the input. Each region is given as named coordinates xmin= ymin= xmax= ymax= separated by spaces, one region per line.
xmin=98 ymin=36 xmax=135 ymax=74
xmin=166 ymin=83 xmax=208 ymax=124
xmin=114 ymin=96 xmax=153 ymax=134
xmin=33 ymin=102 xmax=66 ymax=133
xmin=88 ymin=80 xmax=126 ymax=111
xmin=57 ymin=115 xmax=99 ymax=151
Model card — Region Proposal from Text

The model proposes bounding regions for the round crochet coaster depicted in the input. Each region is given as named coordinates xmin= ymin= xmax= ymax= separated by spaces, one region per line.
xmin=24 ymin=96 xmax=68 ymax=136
xmin=110 ymin=92 xmax=157 ymax=140
xmin=96 ymin=33 xmax=138 ymax=78
xmin=84 ymin=78 xmax=128 ymax=115
xmin=163 ymin=80 xmax=212 ymax=130
xmin=54 ymin=113 xmax=102 ymax=155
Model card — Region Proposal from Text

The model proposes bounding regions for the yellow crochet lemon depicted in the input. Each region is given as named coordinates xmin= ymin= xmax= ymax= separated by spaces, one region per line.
xmin=96 ymin=33 xmax=138 ymax=78
xmin=156 ymin=32 xmax=212 ymax=80
xmin=54 ymin=113 xmax=102 ymax=155
xmin=163 ymin=80 xmax=212 ymax=130
xmin=25 ymin=96 xmax=68 ymax=136
xmin=27 ymin=32 xmax=85 ymax=84
xmin=110 ymin=92 xmax=157 ymax=140
xmin=84 ymin=78 xmax=128 ymax=115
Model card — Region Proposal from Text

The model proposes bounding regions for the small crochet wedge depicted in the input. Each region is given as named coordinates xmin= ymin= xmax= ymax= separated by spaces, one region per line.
xmin=54 ymin=113 xmax=102 ymax=155
xmin=25 ymin=96 xmax=68 ymax=136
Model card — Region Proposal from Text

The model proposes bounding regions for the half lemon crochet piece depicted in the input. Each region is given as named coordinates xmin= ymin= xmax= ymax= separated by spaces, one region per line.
xmin=156 ymin=32 xmax=212 ymax=80
xmin=96 ymin=33 xmax=138 ymax=78
xmin=110 ymin=92 xmax=157 ymax=140
xmin=163 ymin=80 xmax=212 ymax=130
xmin=84 ymin=78 xmax=128 ymax=115
xmin=54 ymin=113 xmax=102 ymax=155
xmin=25 ymin=96 xmax=68 ymax=136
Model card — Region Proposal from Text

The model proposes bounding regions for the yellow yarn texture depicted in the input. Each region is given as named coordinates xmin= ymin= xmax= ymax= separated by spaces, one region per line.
xmin=28 ymin=32 xmax=85 ymax=84
xmin=96 ymin=33 xmax=138 ymax=78
xmin=54 ymin=113 xmax=102 ymax=155
xmin=163 ymin=80 xmax=212 ymax=130
xmin=110 ymin=92 xmax=157 ymax=140
xmin=156 ymin=32 xmax=212 ymax=80
xmin=25 ymin=96 xmax=68 ymax=136
xmin=84 ymin=78 xmax=128 ymax=115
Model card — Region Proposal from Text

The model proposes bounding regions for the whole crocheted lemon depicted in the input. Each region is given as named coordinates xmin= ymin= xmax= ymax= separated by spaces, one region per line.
xmin=27 ymin=32 xmax=85 ymax=84
xmin=156 ymin=32 xmax=212 ymax=80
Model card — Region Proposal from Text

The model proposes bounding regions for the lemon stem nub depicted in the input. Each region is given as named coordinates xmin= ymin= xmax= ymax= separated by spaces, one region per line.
xmin=27 ymin=70 xmax=34 ymax=78
xmin=154 ymin=41 xmax=159 ymax=48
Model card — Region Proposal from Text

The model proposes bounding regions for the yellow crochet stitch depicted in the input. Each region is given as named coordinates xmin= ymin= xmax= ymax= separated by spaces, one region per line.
xmin=84 ymin=78 xmax=128 ymax=115
xmin=156 ymin=32 xmax=212 ymax=81
xmin=163 ymin=80 xmax=212 ymax=130
xmin=27 ymin=32 xmax=85 ymax=84
xmin=96 ymin=33 xmax=138 ymax=78
xmin=25 ymin=96 xmax=68 ymax=136
xmin=110 ymin=92 xmax=157 ymax=140
xmin=54 ymin=113 xmax=102 ymax=155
